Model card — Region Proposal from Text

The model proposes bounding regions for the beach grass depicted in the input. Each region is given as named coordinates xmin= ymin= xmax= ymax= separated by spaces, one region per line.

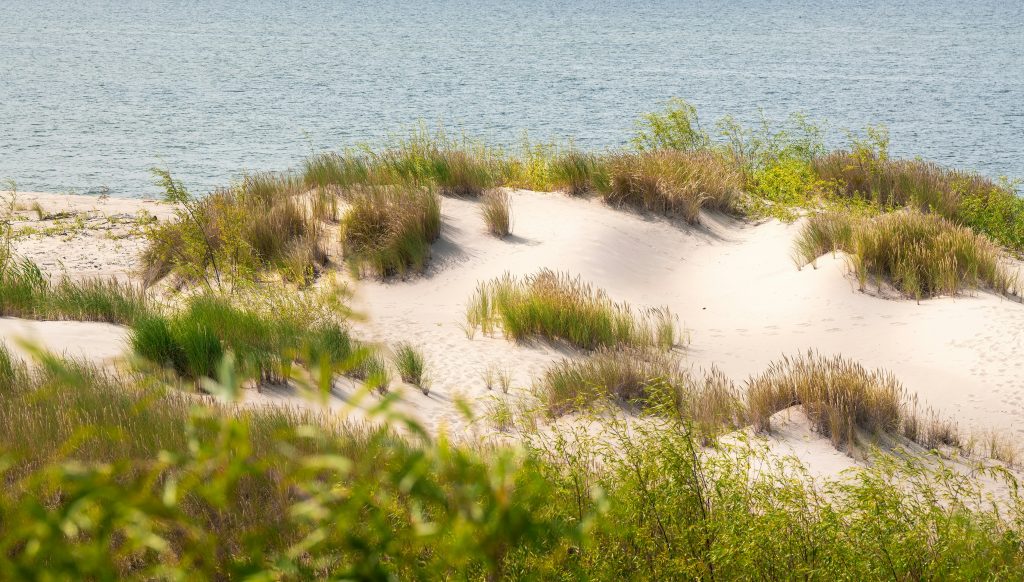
xmin=747 ymin=351 xmax=905 ymax=448
xmin=143 ymin=169 xmax=326 ymax=289
xmin=795 ymin=210 xmax=1017 ymax=299
xmin=466 ymin=269 xmax=679 ymax=350
xmin=0 ymin=258 xmax=149 ymax=324
xmin=392 ymin=341 xmax=426 ymax=389
xmin=600 ymin=150 xmax=742 ymax=223
xmin=479 ymin=189 xmax=512 ymax=237
xmin=340 ymin=186 xmax=441 ymax=278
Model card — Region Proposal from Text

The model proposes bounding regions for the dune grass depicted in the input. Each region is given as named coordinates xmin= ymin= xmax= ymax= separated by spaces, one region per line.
xmin=795 ymin=210 xmax=1017 ymax=299
xmin=548 ymin=150 xmax=604 ymax=195
xmin=599 ymin=150 xmax=742 ymax=223
xmin=302 ymin=128 xmax=499 ymax=198
xmin=466 ymin=270 xmax=678 ymax=350
xmin=747 ymin=351 xmax=905 ymax=449
xmin=812 ymin=148 xmax=1024 ymax=255
xmin=392 ymin=342 xmax=426 ymax=391
xmin=129 ymin=294 xmax=361 ymax=384
xmin=0 ymin=258 xmax=149 ymax=324
xmin=143 ymin=169 xmax=326 ymax=289
xmin=479 ymin=189 xmax=512 ymax=237
xmin=535 ymin=348 xmax=745 ymax=433
xmin=340 ymin=186 xmax=441 ymax=278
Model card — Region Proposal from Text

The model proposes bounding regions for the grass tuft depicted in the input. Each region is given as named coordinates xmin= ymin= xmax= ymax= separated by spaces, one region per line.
xmin=795 ymin=210 xmax=1017 ymax=299
xmin=0 ymin=258 xmax=149 ymax=324
xmin=466 ymin=270 xmax=679 ymax=350
xmin=392 ymin=342 xmax=426 ymax=389
xmin=747 ymin=351 xmax=906 ymax=449
xmin=480 ymin=189 xmax=512 ymax=237
xmin=600 ymin=151 xmax=742 ymax=223
xmin=340 ymin=186 xmax=441 ymax=278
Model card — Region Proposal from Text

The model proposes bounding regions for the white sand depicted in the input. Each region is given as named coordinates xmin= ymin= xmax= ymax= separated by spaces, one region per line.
xmin=3 ymin=189 xmax=1023 ymax=449
xmin=0 ymin=317 xmax=128 ymax=365
xmin=4 ymin=191 xmax=175 ymax=281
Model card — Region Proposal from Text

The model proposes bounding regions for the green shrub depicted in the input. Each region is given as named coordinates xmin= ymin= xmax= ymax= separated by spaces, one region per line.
xmin=631 ymin=97 xmax=710 ymax=152
xmin=340 ymin=186 xmax=441 ymax=278
xmin=143 ymin=169 xmax=326 ymax=289
xmin=2 ymin=354 xmax=1021 ymax=579
xmin=466 ymin=270 xmax=679 ymax=350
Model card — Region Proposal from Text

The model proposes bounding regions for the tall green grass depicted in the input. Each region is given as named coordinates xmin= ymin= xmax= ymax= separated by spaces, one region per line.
xmin=340 ymin=186 xmax=441 ymax=278
xmin=795 ymin=210 xmax=1017 ymax=299
xmin=480 ymin=189 xmax=512 ymax=237
xmin=129 ymin=294 xmax=359 ymax=383
xmin=466 ymin=270 xmax=679 ymax=350
xmin=0 ymin=258 xmax=149 ymax=324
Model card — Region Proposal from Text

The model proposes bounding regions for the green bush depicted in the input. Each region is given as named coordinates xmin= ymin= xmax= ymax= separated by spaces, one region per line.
xmin=1 ymin=354 xmax=1022 ymax=579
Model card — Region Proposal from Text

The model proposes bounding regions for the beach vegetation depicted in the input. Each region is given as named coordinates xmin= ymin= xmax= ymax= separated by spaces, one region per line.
xmin=340 ymin=186 xmax=441 ymax=278
xmin=466 ymin=270 xmax=679 ymax=350
xmin=480 ymin=189 xmax=512 ymax=237
xmin=795 ymin=210 xmax=1017 ymax=299
xmin=392 ymin=341 xmax=426 ymax=389
xmin=599 ymin=150 xmax=742 ymax=223
xmin=0 ymin=257 xmax=149 ymax=324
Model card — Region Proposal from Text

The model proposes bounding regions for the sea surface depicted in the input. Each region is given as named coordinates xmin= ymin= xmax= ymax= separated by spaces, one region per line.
xmin=1 ymin=0 xmax=1022 ymax=197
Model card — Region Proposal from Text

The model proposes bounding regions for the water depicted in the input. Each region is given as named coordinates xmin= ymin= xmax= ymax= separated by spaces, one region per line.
xmin=2 ymin=0 xmax=1022 ymax=197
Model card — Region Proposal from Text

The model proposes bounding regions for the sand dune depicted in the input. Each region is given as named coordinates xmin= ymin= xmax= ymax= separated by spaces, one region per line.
xmin=3 ymin=190 xmax=1023 ymax=444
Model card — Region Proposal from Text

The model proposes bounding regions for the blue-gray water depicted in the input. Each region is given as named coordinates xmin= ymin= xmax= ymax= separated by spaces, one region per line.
xmin=2 ymin=0 xmax=1022 ymax=197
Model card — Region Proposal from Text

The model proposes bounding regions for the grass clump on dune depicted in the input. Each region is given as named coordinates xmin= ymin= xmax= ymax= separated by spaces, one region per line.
xmin=812 ymin=130 xmax=1024 ymax=255
xmin=796 ymin=210 xmax=1017 ymax=299
xmin=599 ymin=150 xmax=742 ymax=223
xmin=466 ymin=270 xmax=678 ymax=350
xmin=130 ymin=294 xmax=360 ymax=383
xmin=0 ymin=258 xmax=149 ymax=324
xmin=535 ymin=348 xmax=745 ymax=433
xmin=143 ymin=169 xmax=327 ymax=289
xmin=480 ymin=189 xmax=512 ymax=237
xmin=748 ymin=351 xmax=909 ymax=449
xmin=302 ymin=127 xmax=499 ymax=198
xmin=340 ymin=186 xmax=441 ymax=278
xmin=392 ymin=342 xmax=427 ymax=392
